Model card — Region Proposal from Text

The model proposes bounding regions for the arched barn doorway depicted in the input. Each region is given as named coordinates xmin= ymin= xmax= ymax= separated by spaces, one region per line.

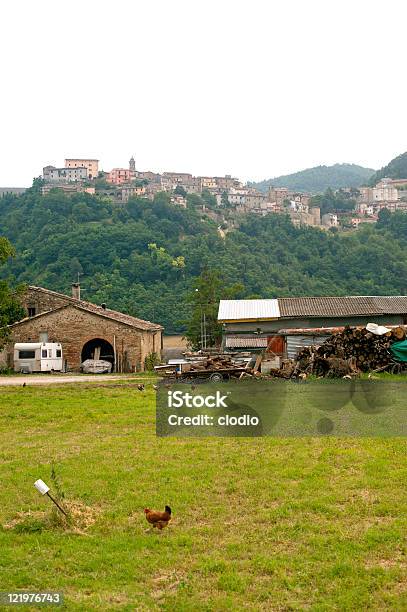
xmin=81 ymin=338 xmax=115 ymax=367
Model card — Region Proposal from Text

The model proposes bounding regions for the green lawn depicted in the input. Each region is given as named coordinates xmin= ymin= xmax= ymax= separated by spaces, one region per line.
xmin=0 ymin=381 xmax=406 ymax=611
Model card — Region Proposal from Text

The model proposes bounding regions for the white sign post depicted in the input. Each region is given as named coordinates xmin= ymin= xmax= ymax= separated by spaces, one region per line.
xmin=34 ymin=479 xmax=67 ymax=516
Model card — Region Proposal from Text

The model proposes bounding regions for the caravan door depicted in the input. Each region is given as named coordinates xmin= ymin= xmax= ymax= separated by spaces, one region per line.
xmin=40 ymin=343 xmax=63 ymax=372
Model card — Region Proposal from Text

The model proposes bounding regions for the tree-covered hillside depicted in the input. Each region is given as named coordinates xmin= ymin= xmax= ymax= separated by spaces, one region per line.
xmin=251 ymin=163 xmax=375 ymax=194
xmin=0 ymin=188 xmax=406 ymax=332
xmin=368 ymin=151 xmax=407 ymax=185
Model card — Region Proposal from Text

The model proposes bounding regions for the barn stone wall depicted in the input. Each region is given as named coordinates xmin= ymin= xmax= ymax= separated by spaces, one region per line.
xmin=22 ymin=287 xmax=70 ymax=316
xmin=8 ymin=305 xmax=160 ymax=372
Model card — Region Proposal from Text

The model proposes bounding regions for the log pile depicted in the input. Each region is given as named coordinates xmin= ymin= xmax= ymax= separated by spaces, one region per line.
xmin=182 ymin=354 xmax=264 ymax=378
xmin=182 ymin=355 xmax=242 ymax=372
xmin=278 ymin=326 xmax=406 ymax=378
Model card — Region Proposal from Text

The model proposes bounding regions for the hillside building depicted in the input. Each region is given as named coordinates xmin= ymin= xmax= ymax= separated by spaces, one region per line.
xmin=107 ymin=168 xmax=134 ymax=185
xmin=322 ymin=213 xmax=339 ymax=227
xmin=43 ymin=165 xmax=88 ymax=182
xmin=65 ymin=159 xmax=99 ymax=180
xmin=358 ymin=183 xmax=399 ymax=203
xmin=268 ymin=187 xmax=290 ymax=207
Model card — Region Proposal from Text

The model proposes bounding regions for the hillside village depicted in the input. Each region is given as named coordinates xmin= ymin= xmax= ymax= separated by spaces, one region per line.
xmin=36 ymin=156 xmax=407 ymax=231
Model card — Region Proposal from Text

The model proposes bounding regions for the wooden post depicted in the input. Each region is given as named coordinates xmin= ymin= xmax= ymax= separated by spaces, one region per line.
xmin=113 ymin=335 xmax=117 ymax=373
xmin=46 ymin=492 xmax=67 ymax=516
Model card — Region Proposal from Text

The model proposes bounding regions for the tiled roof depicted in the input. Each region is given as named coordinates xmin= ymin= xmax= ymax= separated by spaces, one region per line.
xmin=278 ymin=296 xmax=407 ymax=318
xmin=74 ymin=302 xmax=163 ymax=331
xmin=27 ymin=286 xmax=163 ymax=331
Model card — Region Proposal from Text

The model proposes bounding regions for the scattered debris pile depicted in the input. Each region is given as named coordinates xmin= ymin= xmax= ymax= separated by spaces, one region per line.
xmin=277 ymin=325 xmax=407 ymax=378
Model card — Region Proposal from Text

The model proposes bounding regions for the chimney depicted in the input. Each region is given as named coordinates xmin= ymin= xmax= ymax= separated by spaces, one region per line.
xmin=101 ymin=303 xmax=107 ymax=310
xmin=72 ymin=283 xmax=81 ymax=300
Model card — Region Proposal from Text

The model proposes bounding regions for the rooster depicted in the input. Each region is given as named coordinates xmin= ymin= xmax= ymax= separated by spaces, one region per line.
xmin=144 ymin=505 xmax=172 ymax=530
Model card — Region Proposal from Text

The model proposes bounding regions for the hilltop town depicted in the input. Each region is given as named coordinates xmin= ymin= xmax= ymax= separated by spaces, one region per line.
xmin=37 ymin=156 xmax=407 ymax=231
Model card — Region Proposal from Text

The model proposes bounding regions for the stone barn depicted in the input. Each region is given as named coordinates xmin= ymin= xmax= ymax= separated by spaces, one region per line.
xmin=4 ymin=285 xmax=163 ymax=372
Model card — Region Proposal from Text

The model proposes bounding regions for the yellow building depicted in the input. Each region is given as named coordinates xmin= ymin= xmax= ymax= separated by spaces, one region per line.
xmin=200 ymin=176 xmax=217 ymax=189
xmin=65 ymin=158 xmax=99 ymax=180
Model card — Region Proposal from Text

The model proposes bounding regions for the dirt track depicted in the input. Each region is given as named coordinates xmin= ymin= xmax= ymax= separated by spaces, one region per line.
xmin=0 ymin=374 xmax=145 ymax=386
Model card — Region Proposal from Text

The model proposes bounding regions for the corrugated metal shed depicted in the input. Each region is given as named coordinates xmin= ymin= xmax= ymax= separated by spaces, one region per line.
xmin=278 ymin=296 xmax=407 ymax=318
xmin=225 ymin=336 xmax=269 ymax=348
xmin=278 ymin=327 xmax=344 ymax=335
xmin=286 ymin=335 xmax=329 ymax=359
xmin=218 ymin=299 xmax=280 ymax=321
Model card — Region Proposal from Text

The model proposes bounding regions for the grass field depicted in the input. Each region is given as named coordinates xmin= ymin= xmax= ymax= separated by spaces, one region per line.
xmin=0 ymin=380 xmax=406 ymax=611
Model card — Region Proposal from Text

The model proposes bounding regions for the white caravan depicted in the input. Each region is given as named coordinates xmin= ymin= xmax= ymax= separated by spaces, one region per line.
xmin=14 ymin=342 xmax=63 ymax=373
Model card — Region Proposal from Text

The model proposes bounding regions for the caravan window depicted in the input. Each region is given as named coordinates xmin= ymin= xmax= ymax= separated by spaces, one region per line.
xmin=42 ymin=349 xmax=47 ymax=358
xmin=56 ymin=349 xmax=62 ymax=358
xmin=19 ymin=350 xmax=35 ymax=359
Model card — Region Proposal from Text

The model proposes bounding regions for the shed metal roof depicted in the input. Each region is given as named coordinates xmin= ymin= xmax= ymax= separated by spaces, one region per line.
xmin=218 ymin=299 xmax=280 ymax=321
xmin=278 ymin=296 xmax=407 ymax=318
xmin=225 ymin=336 xmax=269 ymax=348
xmin=218 ymin=296 xmax=407 ymax=322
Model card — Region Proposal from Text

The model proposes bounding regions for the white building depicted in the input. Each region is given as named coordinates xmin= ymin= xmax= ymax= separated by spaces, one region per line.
xmin=227 ymin=189 xmax=247 ymax=206
xmin=43 ymin=165 xmax=88 ymax=182
xmin=359 ymin=182 xmax=399 ymax=203
xmin=322 ymin=213 xmax=339 ymax=227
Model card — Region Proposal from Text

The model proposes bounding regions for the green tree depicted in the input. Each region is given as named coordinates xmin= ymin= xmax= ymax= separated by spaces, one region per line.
xmin=201 ymin=190 xmax=217 ymax=209
xmin=184 ymin=269 xmax=243 ymax=349
xmin=310 ymin=188 xmax=356 ymax=215
xmin=174 ymin=185 xmax=187 ymax=197
xmin=0 ymin=238 xmax=26 ymax=347
xmin=221 ymin=191 xmax=229 ymax=207
xmin=31 ymin=177 xmax=45 ymax=192
xmin=377 ymin=207 xmax=391 ymax=228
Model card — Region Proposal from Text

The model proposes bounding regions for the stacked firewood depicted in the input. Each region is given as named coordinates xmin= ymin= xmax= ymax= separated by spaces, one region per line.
xmin=184 ymin=355 xmax=240 ymax=372
xmin=290 ymin=326 xmax=406 ymax=377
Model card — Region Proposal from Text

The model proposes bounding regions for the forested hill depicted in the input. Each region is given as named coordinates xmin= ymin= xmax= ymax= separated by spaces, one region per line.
xmin=368 ymin=151 xmax=407 ymax=185
xmin=251 ymin=163 xmax=375 ymax=194
xmin=0 ymin=188 xmax=406 ymax=332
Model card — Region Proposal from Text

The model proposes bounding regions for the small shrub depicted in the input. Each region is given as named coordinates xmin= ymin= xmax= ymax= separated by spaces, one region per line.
xmin=48 ymin=462 xmax=72 ymax=526
xmin=0 ymin=367 xmax=14 ymax=375
xmin=144 ymin=352 xmax=160 ymax=371
xmin=50 ymin=462 xmax=65 ymax=500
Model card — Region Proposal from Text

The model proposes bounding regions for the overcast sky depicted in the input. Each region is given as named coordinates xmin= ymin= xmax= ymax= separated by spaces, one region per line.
xmin=1 ymin=0 xmax=406 ymax=186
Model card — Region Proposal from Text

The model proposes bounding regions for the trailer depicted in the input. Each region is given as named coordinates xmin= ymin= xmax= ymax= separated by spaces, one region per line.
xmin=154 ymin=358 xmax=249 ymax=382
xmin=14 ymin=342 xmax=63 ymax=373
xmin=175 ymin=366 xmax=248 ymax=383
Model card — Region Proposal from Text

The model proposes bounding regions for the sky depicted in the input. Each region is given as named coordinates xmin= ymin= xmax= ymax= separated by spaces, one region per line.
xmin=1 ymin=0 xmax=407 ymax=186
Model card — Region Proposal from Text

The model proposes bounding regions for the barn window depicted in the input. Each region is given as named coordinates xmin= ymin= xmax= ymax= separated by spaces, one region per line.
xmin=19 ymin=350 xmax=35 ymax=359
xmin=28 ymin=307 xmax=36 ymax=317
